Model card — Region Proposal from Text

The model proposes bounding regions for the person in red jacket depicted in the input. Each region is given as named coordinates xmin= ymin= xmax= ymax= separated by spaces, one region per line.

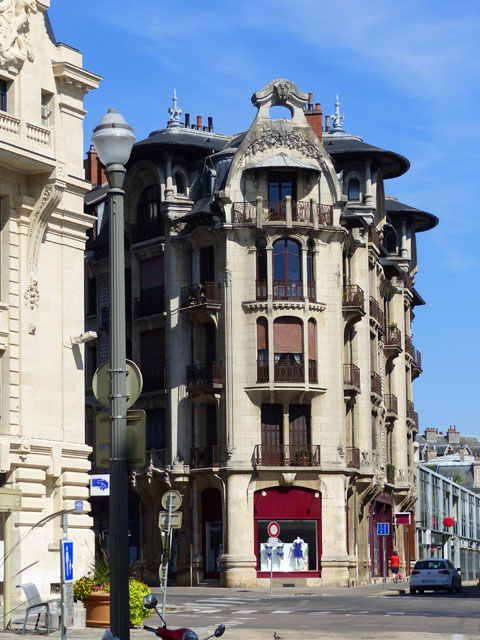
xmin=390 ymin=550 xmax=401 ymax=583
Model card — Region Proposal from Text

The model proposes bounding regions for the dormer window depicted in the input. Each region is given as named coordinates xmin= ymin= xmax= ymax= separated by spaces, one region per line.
xmin=348 ymin=178 xmax=360 ymax=201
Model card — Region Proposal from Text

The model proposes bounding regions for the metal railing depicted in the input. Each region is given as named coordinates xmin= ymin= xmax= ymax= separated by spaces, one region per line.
xmin=257 ymin=360 xmax=269 ymax=382
xmin=343 ymin=284 xmax=365 ymax=312
xmin=254 ymin=443 xmax=320 ymax=467
xmin=134 ymin=285 xmax=165 ymax=318
xmin=343 ymin=363 xmax=360 ymax=388
xmin=385 ymin=393 xmax=398 ymax=415
xmin=233 ymin=200 xmax=333 ymax=225
xmin=273 ymin=279 xmax=304 ymax=301
xmin=232 ymin=201 xmax=256 ymax=222
xmin=274 ymin=359 xmax=304 ymax=382
xmin=413 ymin=349 xmax=422 ymax=371
xmin=191 ymin=445 xmax=221 ymax=468
xmin=405 ymin=334 xmax=415 ymax=359
xmin=131 ymin=218 xmax=165 ymax=243
xmin=186 ymin=362 xmax=223 ymax=386
xmin=371 ymin=370 xmax=382 ymax=396
xmin=406 ymin=400 xmax=415 ymax=421
xmin=256 ymin=279 xmax=267 ymax=300
xmin=346 ymin=446 xmax=360 ymax=469
xmin=308 ymin=359 xmax=318 ymax=383
xmin=369 ymin=297 xmax=385 ymax=329
xmin=385 ymin=328 xmax=402 ymax=349
xmin=180 ymin=282 xmax=220 ymax=307
xmin=142 ymin=367 xmax=166 ymax=393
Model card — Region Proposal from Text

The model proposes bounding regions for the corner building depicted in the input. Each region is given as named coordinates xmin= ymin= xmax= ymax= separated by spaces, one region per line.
xmin=87 ymin=79 xmax=437 ymax=586
xmin=0 ymin=1 xmax=100 ymax=596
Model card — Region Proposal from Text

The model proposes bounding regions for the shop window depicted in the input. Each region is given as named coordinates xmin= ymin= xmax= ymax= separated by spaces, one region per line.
xmin=254 ymin=487 xmax=321 ymax=575
xmin=202 ymin=488 xmax=222 ymax=577
xmin=348 ymin=178 xmax=360 ymax=201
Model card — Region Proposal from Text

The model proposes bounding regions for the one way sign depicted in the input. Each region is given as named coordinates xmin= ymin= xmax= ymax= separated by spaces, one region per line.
xmin=90 ymin=474 xmax=110 ymax=497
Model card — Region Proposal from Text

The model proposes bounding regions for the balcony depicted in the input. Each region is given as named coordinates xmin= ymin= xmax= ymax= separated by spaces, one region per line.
xmin=232 ymin=200 xmax=333 ymax=226
xmin=142 ymin=367 xmax=166 ymax=393
xmin=131 ymin=218 xmax=165 ymax=244
xmin=273 ymin=279 xmax=304 ymax=301
xmin=406 ymin=400 xmax=419 ymax=430
xmin=256 ymin=279 xmax=267 ymax=301
xmin=254 ymin=443 xmax=321 ymax=467
xmin=346 ymin=446 xmax=360 ymax=469
xmin=308 ymin=359 xmax=318 ymax=383
xmin=405 ymin=334 xmax=415 ymax=359
xmin=186 ymin=362 xmax=223 ymax=388
xmin=180 ymin=282 xmax=221 ymax=309
xmin=134 ymin=286 xmax=165 ymax=318
xmin=191 ymin=445 xmax=221 ymax=469
xmin=371 ymin=370 xmax=382 ymax=397
xmin=412 ymin=348 xmax=422 ymax=378
xmin=343 ymin=363 xmax=361 ymax=394
xmin=368 ymin=224 xmax=381 ymax=250
xmin=369 ymin=297 xmax=385 ymax=332
xmin=256 ymin=359 xmax=317 ymax=384
xmin=404 ymin=273 xmax=414 ymax=293
xmin=342 ymin=284 xmax=365 ymax=324
xmin=385 ymin=393 xmax=398 ymax=419
xmin=384 ymin=327 xmax=402 ymax=360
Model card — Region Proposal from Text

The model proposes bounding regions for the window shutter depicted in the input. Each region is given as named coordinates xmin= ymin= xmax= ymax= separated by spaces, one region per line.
xmin=308 ymin=319 xmax=316 ymax=360
xmin=257 ymin=317 xmax=268 ymax=350
xmin=274 ymin=317 xmax=302 ymax=353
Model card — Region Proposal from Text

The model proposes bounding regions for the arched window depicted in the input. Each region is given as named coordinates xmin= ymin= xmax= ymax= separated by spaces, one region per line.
xmin=307 ymin=240 xmax=315 ymax=300
xmin=256 ymin=239 xmax=267 ymax=300
xmin=273 ymin=238 xmax=302 ymax=300
xmin=348 ymin=178 xmax=360 ymax=201
xmin=175 ymin=172 xmax=186 ymax=195
xmin=383 ymin=226 xmax=397 ymax=253
xmin=257 ymin=317 xmax=269 ymax=382
xmin=137 ymin=185 xmax=164 ymax=239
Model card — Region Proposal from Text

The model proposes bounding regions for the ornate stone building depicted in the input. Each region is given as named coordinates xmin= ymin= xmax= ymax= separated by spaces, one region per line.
xmin=0 ymin=1 xmax=100 ymax=596
xmin=86 ymin=79 xmax=437 ymax=586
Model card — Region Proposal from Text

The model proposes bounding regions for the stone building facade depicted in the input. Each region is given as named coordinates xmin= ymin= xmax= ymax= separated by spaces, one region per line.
xmin=85 ymin=79 xmax=437 ymax=586
xmin=0 ymin=1 xmax=100 ymax=596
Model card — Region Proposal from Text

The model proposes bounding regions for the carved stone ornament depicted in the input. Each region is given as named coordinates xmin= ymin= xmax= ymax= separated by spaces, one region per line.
xmin=24 ymin=279 xmax=39 ymax=309
xmin=243 ymin=125 xmax=320 ymax=160
xmin=0 ymin=0 xmax=37 ymax=70
xmin=274 ymin=81 xmax=290 ymax=105
xmin=337 ymin=446 xmax=345 ymax=459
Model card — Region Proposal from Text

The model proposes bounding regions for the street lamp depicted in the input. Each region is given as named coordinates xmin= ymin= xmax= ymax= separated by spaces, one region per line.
xmin=92 ymin=108 xmax=135 ymax=640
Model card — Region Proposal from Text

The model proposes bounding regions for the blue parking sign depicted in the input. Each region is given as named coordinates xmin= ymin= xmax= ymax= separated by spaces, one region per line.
xmin=377 ymin=522 xmax=389 ymax=536
xmin=62 ymin=541 xmax=74 ymax=583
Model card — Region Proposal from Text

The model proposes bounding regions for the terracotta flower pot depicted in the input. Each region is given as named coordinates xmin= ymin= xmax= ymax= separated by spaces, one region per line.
xmin=83 ymin=591 xmax=110 ymax=628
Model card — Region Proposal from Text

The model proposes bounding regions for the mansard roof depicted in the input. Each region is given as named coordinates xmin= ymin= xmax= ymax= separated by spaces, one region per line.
xmin=386 ymin=197 xmax=438 ymax=232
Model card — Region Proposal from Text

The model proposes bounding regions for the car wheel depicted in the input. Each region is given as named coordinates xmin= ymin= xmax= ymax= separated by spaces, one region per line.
xmin=456 ymin=585 xmax=462 ymax=594
xmin=410 ymin=588 xmax=417 ymax=595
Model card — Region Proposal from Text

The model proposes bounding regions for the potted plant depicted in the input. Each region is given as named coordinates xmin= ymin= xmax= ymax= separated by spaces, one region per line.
xmin=73 ymin=547 xmax=152 ymax=628
xmin=386 ymin=463 xmax=396 ymax=484
xmin=387 ymin=321 xmax=397 ymax=331
xmin=295 ymin=447 xmax=310 ymax=466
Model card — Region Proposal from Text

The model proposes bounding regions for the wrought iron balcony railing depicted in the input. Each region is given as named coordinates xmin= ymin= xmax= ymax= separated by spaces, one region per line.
xmin=385 ymin=393 xmax=398 ymax=415
xmin=186 ymin=362 xmax=223 ymax=387
xmin=191 ymin=445 xmax=221 ymax=469
xmin=254 ymin=443 xmax=320 ymax=467
xmin=180 ymin=282 xmax=220 ymax=308
xmin=371 ymin=370 xmax=382 ymax=396
xmin=131 ymin=218 xmax=165 ymax=243
xmin=256 ymin=279 xmax=267 ymax=301
xmin=134 ymin=285 xmax=165 ymax=318
xmin=274 ymin=359 xmax=304 ymax=382
xmin=232 ymin=200 xmax=333 ymax=225
xmin=385 ymin=328 xmax=402 ymax=349
xmin=273 ymin=279 xmax=304 ymax=301
xmin=369 ymin=296 xmax=385 ymax=329
xmin=343 ymin=363 xmax=361 ymax=388
xmin=343 ymin=284 xmax=365 ymax=312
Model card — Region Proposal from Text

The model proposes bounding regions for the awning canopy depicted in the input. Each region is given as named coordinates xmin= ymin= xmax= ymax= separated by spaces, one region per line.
xmin=247 ymin=152 xmax=320 ymax=172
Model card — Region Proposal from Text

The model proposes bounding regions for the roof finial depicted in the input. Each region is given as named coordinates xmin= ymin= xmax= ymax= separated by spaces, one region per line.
xmin=330 ymin=94 xmax=345 ymax=134
xmin=167 ymin=89 xmax=182 ymax=129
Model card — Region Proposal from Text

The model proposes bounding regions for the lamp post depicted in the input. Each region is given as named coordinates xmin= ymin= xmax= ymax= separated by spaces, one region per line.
xmin=92 ymin=108 xmax=135 ymax=640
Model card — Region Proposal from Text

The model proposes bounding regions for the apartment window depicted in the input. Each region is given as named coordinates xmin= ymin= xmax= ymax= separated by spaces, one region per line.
xmin=137 ymin=185 xmax=163 ymax=233
xmin=268 ymin=171 xmax=296 ymax=202
xmin=200 ymin=246 xmax=215 ymax=284
xmin=348 ymin=178 xmax=360 ymax=201
xmin=174 ymin=172 xmax=186 ymax=194
xmin=146 ymin=408 xmax=165 ymax=449
xmin=41 ymin=91 xmax=53 ymax=126
xmin=0 ymin=80 xmax=7 ymax=112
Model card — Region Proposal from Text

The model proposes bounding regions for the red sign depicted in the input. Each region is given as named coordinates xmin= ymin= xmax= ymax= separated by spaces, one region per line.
xmin=267 ymin=521 xmax=280 ymax=537
xmin=444 ymin=517 xmax=455 ymax=527
xmin=395 ymin=512 xmax=411 ymax=525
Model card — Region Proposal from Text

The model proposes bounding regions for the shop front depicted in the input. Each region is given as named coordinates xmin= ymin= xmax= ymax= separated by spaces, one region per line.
xmin=369 ymin=492 xmax=393 ymax=577
xmin=254 ymin=487 xmax=322 ymax=577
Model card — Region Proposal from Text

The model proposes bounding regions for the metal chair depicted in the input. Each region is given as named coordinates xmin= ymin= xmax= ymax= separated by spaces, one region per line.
xmin=17 ymin=583 xmax=61 ymax=635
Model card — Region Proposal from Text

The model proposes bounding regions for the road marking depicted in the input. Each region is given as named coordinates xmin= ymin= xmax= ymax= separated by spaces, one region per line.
xmin=386 ymin=612 xmax=405 ymax=615
xmin=307 ymin=612 xmax=330 ymax=615
xmin=272 ymin=610 xmax=291 ymax=614
xmin=232 ymin=610 xmax=257 ymax=614
xmin=193 ymin=608 xmax=222 ymax=613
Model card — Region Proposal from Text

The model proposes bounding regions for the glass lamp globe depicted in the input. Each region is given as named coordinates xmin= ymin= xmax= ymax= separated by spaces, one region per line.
xmin=92 ymin=108 xmax=135 ymax=167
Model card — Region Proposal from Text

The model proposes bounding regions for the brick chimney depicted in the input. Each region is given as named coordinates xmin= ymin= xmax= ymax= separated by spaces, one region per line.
xmin=305 ymin=98 xmax=323 ymax=142
xmin=85 ymin=145 xmax=98 ymax=183
xmin=425 ymin=427 xmax=437 ymax=442
xmin=96 ymin=158 xmax=107 ymax=187
xmin=447 ymin=425 xmax=460 ymax=445
xmin=425 ymin=446 xmax=437 ymax=462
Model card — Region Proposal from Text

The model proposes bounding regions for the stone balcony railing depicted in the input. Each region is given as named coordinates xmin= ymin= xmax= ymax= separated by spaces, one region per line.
xmin=0 ymin=112 xmax=51 ymax=147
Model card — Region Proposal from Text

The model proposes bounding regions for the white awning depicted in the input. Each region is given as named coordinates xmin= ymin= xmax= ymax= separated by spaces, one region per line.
xmin=248 ymin=152 xmax=320 ymax=172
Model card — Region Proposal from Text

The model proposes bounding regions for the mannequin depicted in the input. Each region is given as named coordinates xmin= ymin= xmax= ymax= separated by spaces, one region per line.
xmin=291 ymin=536 xmax=305 ymax=570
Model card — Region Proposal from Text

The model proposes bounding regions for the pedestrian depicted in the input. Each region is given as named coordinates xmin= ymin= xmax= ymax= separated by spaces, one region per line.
xmin=390 ymin=550 xmax=400 ymax=583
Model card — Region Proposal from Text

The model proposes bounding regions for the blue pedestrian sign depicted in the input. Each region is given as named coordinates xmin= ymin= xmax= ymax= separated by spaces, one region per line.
xmin=377 ymin=522 xmax=390 ymax=536
xmin=90 ymin=474 xmax=110 ymax=496
xmin=61 ymin=540 xmax=74 ymax=583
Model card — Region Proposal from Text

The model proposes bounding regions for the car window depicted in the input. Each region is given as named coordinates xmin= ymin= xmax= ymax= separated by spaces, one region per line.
xmin=446 ymin=561 xmax=455 ymax=570
xmin=413 ymin=560 xmax=446 ymax=570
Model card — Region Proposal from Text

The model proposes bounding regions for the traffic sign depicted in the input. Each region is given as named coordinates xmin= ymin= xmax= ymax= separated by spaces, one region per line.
xmin=61 ymin=540 xmax=73 ymax=583
xmin=267 ymin=521 xmax=280 ymax=537
xmin=94 ymin=409 xmax=146 ymax=469
xmin=90 ymin=474 xmax=110 ymax=496
xmin=92 ymin=359 xmax=143 ymax=409
xmin=74 ymin=500 xmax=83 ymax=512
xmin=161 ymin=490 xmax=182 ymax=512
xmin=158 ymin=511 xmax=183 ymax=530
xmin=377 ymin=522 xmax=390 ymax=536
xmin=268 ymin=537 xmax=279 ymax=547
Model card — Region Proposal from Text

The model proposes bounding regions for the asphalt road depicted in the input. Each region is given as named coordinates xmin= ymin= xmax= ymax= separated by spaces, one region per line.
xmin=155 ymin=584 xmax=480 ymax=638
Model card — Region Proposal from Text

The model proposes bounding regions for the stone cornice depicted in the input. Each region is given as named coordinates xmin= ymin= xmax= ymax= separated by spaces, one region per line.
xmin=52 ymin=61 xmax=102 ymax=95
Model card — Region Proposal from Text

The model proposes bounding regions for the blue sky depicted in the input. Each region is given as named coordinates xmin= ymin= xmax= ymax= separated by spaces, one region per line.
xmin=49 ymin=1 xmax=480 ymax=437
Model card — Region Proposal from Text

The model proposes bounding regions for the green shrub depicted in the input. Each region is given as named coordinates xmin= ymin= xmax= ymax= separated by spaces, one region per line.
xmin=128 ymin=579 xmax=152 ymax=626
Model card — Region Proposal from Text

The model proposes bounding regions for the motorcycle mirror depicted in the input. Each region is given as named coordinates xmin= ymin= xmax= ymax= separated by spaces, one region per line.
xmin=142 ymin=594 xmax=158 ymax=609
xmin=214 ymin=624 xmax=226 ymax=637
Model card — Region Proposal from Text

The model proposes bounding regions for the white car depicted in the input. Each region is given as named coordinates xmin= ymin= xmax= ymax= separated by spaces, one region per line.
xmin=410 ymin=558 xmax=462 ymax=594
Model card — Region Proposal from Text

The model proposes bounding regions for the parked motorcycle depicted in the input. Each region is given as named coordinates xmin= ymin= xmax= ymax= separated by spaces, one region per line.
xmin=142 ymin=593 xmax=226 ymax=640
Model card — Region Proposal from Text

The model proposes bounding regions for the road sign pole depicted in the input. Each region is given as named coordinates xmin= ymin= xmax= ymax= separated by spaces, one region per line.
xmin=161 ymin=494 xmax=173 ymax=620
xmin=382 ymin=534 xmax=386 ymax=590
xmin=270 ymin=548 xmax=273 ymax=594
xmin=61 ymin=513 xmax=67 ymax=640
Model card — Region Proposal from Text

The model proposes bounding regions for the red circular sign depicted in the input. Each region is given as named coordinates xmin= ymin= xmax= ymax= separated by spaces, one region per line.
xmin=268 ymin=521 xmax=280 ymax=537
xmin=444 ymin=517 xmax=455 ymax=527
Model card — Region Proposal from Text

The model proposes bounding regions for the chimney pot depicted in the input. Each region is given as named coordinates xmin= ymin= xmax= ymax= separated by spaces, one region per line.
xmin=315 ymin=103 xmax=321 ymax=111
xmin=197 ymin=115 xmax=202 ymax=129
xmin=185 ymin=113 xmax=190 ymax=128
xmin=208 ymin=116 xmax=213 ymax=132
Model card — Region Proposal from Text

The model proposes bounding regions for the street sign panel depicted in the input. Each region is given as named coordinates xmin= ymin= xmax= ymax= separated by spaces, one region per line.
xmin=377 ymin=522 xmax=390 ymax=536
xmin=61 ymin=540 xmax=73 ymax=582
xmin=62 ymin=583 xmax=74 ymax=628
xmin=92 ymin=359 xmax=143 ymax=409
xmin=161 ymin=490 xmax=182 ymax=512
xmin=0 ymin=488 xmax=22 ymax=512
xmin=74 ymin=500 xmax=83 ymax=512
xmin=94 ymin=410 xmax=146 ymax=469
xmin=267 ymin=521 xmax=280 ymax=538
xmin=395 ymin=512 xmax=411 ymax=525
xmin=268 ymin=537 xmax=279 ymax=547
xmin=158 ymin=511 xmax=183 ymax=530
xmin=90 ymin=474 xmax=110 ymax=496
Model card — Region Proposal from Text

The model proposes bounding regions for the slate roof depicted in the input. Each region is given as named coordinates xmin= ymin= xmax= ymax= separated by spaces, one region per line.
xmin=323 ymin=135 xmax=410 ymax=179
xmin=386 ymin=197 xmax=438 ymax=232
